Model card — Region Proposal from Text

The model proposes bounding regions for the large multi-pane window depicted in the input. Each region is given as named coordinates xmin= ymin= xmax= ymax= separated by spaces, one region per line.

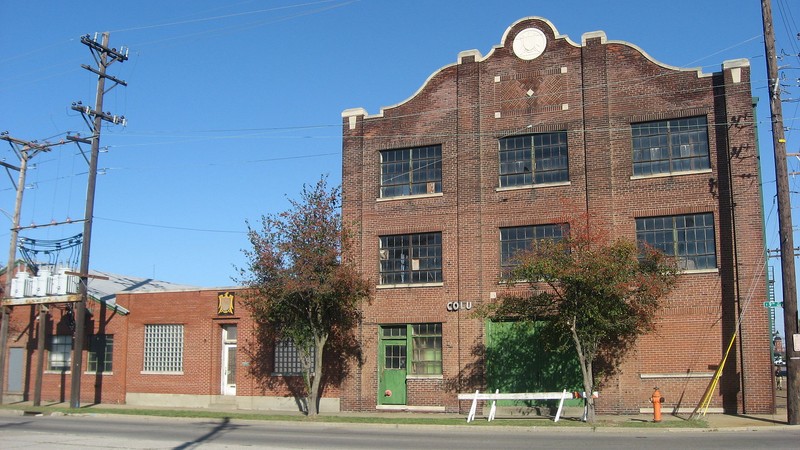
xmin=274 ymin=338 xmax=315 ymax=375
xmin=48 ymin=335 xmax=72 ymax=371
xmin=380 ymin=145 xmax=442 ymax=198
xmin=632 ymin=116 xmax=710 ymax=176
xmin=500 ymin=224 xmax=567 ymax=275
xmin=411 ymin=323 xmax=442 ymax=375
xmin=87 ymin=334 xmax=113 ymax=373
xmin=381 ymin=323 xmax=442 ymax=376
xmin=379 ymin=232 xmax=442 ymax=284
xmin=499 ymin=132 xmax=569 ymax=188
xmin=636 ymin=213 xmax=717 ymax=270
xmin=143 ymin=324 xmax=184 ymax=373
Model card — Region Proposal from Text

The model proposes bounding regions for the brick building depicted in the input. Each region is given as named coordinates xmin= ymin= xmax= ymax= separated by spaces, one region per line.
xmin=0 ymin=16 xmax=773 ymax=416
xmin=340 ymin=17 xmax=773 ymax=414
xmin=1 ymin=271 xmax=341 ymax=412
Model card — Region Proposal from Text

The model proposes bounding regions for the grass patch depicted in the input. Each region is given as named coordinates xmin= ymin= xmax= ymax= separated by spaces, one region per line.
xmin=0 ymin=404 xmax=706 ymax=428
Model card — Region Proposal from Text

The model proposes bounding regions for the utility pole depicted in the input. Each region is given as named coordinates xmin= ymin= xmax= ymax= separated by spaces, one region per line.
xmin=69 ymin=32 xmax=127 ymax=409
xmin=761 ymin=0 xmax=799 ymax=425
xmin=0 ymin=135 xmax=65 ymax=404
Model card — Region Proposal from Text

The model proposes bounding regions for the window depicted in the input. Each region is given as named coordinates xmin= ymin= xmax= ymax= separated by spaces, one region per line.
xmin=380 ymin=323 xmax=442 ymax=376
xmin=143 ymin=324 xmax=184 ymax=372
xmin=380 ymin=145 xmax=442 ymax=198
xmin=274 ymin=338 xmax=315 ymax=375
xmin=411 ymin=323 xmax=442 ymax=375
xmin=500 ymin=224 xmax=567 ymax=275
xmin=499 ymin=132 xmax=568 ymax=188
xmin=632 ymin=116 xmax=710 ymax=176
xmin=48 ymin=335 xmax=72 ymax=371
xmin=87 ymin=334 xmax=113 ymax=373
xmin=379 ymin=232 xmax=442 ymax=285
xmin=636 ymin=213 xmax=716 ymax=270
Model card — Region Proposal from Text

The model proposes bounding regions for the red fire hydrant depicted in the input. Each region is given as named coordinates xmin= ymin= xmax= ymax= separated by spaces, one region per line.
xmin=650 ymin=387 xmax=664 ymax=422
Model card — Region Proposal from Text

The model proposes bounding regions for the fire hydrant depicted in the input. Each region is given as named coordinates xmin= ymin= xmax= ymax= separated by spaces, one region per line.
xmin=650 ymin=387 xmax=665 ymax=422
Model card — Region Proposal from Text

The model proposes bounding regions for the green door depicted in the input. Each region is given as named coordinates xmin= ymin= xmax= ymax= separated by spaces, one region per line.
xmin=379 ymin=329 xmax=407 ymax=405
xmin=485 ymin=320 xmax=583 ymax=408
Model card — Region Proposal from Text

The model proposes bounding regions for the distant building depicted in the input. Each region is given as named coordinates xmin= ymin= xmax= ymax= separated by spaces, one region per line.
xmin=340 ymin=17 xmax=772 ymax=414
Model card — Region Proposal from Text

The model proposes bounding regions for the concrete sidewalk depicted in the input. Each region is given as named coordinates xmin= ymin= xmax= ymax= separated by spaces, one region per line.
xmin=1 ymin=388 xmax=795 ymax=430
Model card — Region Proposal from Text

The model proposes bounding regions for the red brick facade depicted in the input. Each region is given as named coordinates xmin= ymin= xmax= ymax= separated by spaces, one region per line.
xmin=341 ymin=17 xmax=772 ymax=414
xmin=2 ymin=287 xmax=341 ymax=411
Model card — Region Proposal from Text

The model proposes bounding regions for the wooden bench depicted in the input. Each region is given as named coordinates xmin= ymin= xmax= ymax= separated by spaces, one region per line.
xmin=458 ymin=389 xmax=598 ymax=422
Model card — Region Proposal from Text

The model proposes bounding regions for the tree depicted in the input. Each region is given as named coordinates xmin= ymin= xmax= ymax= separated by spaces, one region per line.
xmin=239 ymin=176 xmax=371 ymax=416
xmin=491 ymin=215 xmax=679 ymax=422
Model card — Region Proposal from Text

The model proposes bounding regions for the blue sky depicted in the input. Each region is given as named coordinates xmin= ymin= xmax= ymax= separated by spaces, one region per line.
xmin=0 ymin=1 xmax=796 ymax=334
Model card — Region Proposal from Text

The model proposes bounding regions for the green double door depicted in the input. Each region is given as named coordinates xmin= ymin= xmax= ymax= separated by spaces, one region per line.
xmin=379 ymin=332 xmax=407 ymax=405
xmin=485 ymin=320 xmax=583 ymax=407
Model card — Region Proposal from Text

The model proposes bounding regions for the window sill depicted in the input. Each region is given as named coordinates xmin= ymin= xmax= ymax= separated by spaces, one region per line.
xmin=84 ymin=371 xmax=113 ymax=375
xmin=630 ymin=168 xmax=712 ymax=180
xmin=682 ymin=268 xmax=718 ymax=275
xmin=44 ymin=370 xmax=70 ymax=374
xmin=406 ymin=374 xmax=444 ymax=380
xmin=377 ymin=282 xmax=444 ymax=289
xmin=140 ymin=371 xmax=184 ymax=375
xmin=377 ymin=192 xmax=443 ymax=202
xmin=496 ymin=181 xmax=570 ymax=192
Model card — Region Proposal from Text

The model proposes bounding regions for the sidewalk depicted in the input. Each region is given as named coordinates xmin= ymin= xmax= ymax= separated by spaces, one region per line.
xmin=0 ymin=391 xmax=794 ymax=431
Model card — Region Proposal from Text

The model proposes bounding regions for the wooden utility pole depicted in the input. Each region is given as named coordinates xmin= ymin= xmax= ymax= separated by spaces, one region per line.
xmin=761 ymin=0 xmax=799 ymax=425
xmin=69 ymin=32 xmax=127 ymax=409
xmin=0 ymin=135 xmax=64 ymax=404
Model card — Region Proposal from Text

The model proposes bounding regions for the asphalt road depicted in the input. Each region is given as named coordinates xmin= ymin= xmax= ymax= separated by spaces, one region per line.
xmin=1 ymin=413 xmax=800 ymax=449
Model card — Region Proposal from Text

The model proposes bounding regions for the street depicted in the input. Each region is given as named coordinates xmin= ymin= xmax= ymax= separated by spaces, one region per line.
xmin=1 ymin=413 xmax=800 ymax=449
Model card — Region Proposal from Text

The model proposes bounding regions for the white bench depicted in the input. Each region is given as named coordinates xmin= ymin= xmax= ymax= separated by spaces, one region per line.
xmin=458 ymin=389 xmax=598 ymax=422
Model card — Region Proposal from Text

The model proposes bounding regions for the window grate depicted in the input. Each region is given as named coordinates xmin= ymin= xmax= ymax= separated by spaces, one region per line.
xmin=636 ymin=213 xmax=716 ymax=270
xmin=379 ymin=232 xmax=442 ymax=285
xmin=48 ymin=335 xmax=72 ymax=371
xmin=632 ymin=116 xmax=710 ymax=176
xmin=500 ymin=224 xmax=567 ymax=276
xmin=499 ymin=132 xmax=569 ymax=187
xmin=274 ymin=339 xmax=316 ymax=375
xmin=88 ymin=334 xmax=113 ymax=373
xmin=380 ymin=145 xmax=442 ymax=198
xmin=143 ymin=324 xmax=184 ymax=372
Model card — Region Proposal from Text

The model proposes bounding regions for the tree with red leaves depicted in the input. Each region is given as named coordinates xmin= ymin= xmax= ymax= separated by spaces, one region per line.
xmin=492 ymin=214 xmax=679 ymax=423
xmin=240 ymin=176 xmax=371 ymax=416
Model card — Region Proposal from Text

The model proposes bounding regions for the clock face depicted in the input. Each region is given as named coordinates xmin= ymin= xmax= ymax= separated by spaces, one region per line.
xmin=512 ymin=28 xmax=547 ymax=61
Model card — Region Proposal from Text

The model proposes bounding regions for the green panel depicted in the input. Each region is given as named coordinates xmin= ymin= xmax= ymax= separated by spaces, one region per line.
xmin=485 ymin=320 xmax=583 ymax=407
xmin=379 ymin=340 xmax=407 ymax=405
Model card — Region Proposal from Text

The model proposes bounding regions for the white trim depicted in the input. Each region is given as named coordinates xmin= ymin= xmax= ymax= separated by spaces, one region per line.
xmin=640 ymin=372 xmax=714 ymax=379
xmin=683 ymin=268 xmax=719 ymax=275
xmin=406 ymin=374 xmax=444 ymax=380
xmin=377 ymin=282 xmax=443 ymax=289
xmin=630 ymin=168 xmax=713 ymax=181
xmin=377 ymin=192 xmax=443 ymax=202
xmin=496 ymin=181 xmax=571 ymax=192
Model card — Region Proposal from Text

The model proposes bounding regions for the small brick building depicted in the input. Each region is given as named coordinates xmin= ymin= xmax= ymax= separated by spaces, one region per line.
xmin=1 ymin=272 xmax=340 ymax=412
xmin=340 ymin=17 xmax=772 ymax=414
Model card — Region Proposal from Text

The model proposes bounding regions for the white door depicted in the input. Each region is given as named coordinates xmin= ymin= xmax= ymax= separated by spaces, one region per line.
xmin=221 ymin=325 xmax=237 ymax=396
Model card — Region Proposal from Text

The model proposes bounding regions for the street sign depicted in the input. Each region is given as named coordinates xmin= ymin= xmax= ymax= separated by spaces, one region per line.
xmin=763 ymin=301 xmax=783 ymax=308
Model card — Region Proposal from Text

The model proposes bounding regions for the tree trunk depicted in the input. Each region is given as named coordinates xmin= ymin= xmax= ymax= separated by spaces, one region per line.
xmin=584 ymin=360 xmax=596 ymax=423
xmin=306 ymin=333 xmax=328 ymax=416
xmin=570 ymin=318 xmax=596 ymax=423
